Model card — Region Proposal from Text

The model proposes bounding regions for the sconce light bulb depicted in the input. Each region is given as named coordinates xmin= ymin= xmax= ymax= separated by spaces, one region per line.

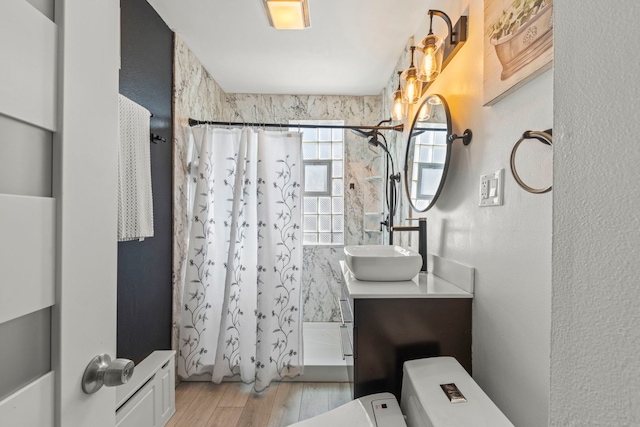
xmin=401 ymin=66 xmax=421 ymax=105
xmin=392 ymin=90 xmax=405 ymax=121
xmin=418 ymin=35 xmax=442 ymax=83
xmin=421 ymin=46 xmax=437 ymax=82
xmin=406 ymin=75 xmax=420 ymax=104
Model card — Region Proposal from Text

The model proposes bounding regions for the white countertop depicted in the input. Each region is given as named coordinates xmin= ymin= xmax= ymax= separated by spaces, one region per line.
xmin=340 ymin=261 xmax=473 ymax=299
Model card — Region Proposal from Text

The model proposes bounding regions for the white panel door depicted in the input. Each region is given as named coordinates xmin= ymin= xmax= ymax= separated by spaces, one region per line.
xmin=0 ymin=0 xmax=120 ymax=426
xmin=54 ymin=0 xmax=120 ymax=425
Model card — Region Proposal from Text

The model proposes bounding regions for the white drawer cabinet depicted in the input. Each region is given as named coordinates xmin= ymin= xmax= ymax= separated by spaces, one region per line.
xmin=116 ymin=351 xmax=176 ymax=427
xmin=117 ymin=380 xmax=156 ymax=427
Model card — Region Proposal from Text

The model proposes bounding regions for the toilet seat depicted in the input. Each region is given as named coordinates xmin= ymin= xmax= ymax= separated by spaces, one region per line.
xmin=289 ymin=393 xmax=406 ymax=427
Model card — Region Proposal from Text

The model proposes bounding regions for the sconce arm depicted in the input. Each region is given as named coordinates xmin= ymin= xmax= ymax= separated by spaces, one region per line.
xmin=429 ymin=10 xmax=455 ymax=45
xmin=377 ymin=118 xmax=404 ymax=133
xmin=448 ymin=129 xmax=473 ymax=146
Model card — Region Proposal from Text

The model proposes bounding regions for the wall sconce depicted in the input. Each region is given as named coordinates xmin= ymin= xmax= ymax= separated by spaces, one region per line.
xmin=391 ymin=71 xmax=406 ymax=121
xmin=416 ymin=10 xmax=468 ymax=81
xmin=395 ymin=9 xmax=468 ymax=121
xmin=262 ymin=0 xmax=310 ymax=30
xmin=400 ymin=46 xmax=422 ymax=105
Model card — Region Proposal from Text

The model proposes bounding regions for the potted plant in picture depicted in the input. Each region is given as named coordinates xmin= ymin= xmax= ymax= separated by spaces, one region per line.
xmin=487 ymin=0 xmax=553 ymax=80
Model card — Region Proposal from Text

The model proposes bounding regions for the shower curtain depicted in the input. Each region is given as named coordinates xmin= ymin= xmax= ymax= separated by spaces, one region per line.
xmin=178 ymin=126 xmax=303 ymax=390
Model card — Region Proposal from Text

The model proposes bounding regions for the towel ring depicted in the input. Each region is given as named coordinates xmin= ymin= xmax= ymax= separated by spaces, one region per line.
xmin=510 ymin=129 xmax=553 ymax=194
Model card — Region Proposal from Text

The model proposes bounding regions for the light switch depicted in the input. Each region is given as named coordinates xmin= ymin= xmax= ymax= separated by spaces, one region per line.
xmin=479 ymin=169 xmax=504 ymax=207
xmin=489 ymin=180 xmax=497 ymax=197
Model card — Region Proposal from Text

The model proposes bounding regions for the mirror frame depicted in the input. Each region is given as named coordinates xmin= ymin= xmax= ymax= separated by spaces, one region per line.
xmin=403 ymin=94 xmax=452 ymax=213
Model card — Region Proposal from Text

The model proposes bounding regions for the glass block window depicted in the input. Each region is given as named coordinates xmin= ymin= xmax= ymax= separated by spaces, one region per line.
xmin=291 ymin=120 xmax=345 ymax=245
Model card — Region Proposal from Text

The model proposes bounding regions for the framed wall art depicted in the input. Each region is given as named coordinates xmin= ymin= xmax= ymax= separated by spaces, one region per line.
xmin=483 ymin=0 xmax=553 ymax=105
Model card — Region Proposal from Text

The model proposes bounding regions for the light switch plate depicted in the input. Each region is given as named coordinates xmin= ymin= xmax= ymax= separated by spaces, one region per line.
xmin=479 ymin=169 xmax=504 ymax=207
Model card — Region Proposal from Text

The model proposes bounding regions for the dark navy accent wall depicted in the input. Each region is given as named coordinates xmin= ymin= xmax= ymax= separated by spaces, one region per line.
xmin=118 ymin=0 xmax=173 ymax=364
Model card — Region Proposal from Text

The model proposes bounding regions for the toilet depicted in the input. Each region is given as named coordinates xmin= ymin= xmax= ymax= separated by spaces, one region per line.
xmin=291 ymin=357 xmax=513 ymax=426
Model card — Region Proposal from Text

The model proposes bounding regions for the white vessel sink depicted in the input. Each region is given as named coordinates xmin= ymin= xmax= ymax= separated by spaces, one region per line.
xmin=343 ymin=245 xmax=423 ymax=282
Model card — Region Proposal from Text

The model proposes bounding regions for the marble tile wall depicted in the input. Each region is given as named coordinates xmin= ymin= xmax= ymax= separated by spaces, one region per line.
xmin=301 ymin=246 xmax=345 ymax=322
xmin=223 ymin=93 xmax=383 ymax=321
xmin=381 ymin=44 xmax=412 ymax=231
xmin=172 ymin=36 xmax=387 ymax=330
xmin=172 ymin=36 xmax=228 ymax=352
xmin=225 ymin=93 xmax=384 ymax=249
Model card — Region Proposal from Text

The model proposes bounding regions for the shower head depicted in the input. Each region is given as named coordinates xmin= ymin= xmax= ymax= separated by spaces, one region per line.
xmin=351 ymin=129 xmax=381 ymax=151
xmin=370 ymin=134 xmax=391 ymax=157
xmin=350 ymin=128 xmax=376 ymax=139
xmin=368 ymin=136 xmax=379 ymax=148
xmin=351 ymin=128 xmax=392 ymax=162
xmin=349 ymin=128 xmax=382 ymax=147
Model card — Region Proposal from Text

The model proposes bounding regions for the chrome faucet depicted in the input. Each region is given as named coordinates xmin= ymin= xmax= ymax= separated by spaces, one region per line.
xmin=391 ymin=218 xmax=427 ymax=273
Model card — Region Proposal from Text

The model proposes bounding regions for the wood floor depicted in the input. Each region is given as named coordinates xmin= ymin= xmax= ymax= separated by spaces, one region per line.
xmin=166 ymin=381 xmax=352 ymax=427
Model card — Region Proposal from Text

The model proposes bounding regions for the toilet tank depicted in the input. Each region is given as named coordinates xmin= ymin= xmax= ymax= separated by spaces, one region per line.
xmin=400 ymin=357 xmax=514 ymax=427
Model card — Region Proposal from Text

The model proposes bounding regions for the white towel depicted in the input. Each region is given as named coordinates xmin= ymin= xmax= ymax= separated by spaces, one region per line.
xmin=117 ymin=95 xmax=154 ymax=242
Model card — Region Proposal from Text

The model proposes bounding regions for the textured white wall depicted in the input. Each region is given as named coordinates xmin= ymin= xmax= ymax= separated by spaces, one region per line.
xmin=388 ymin=0 xmax=553 ymax=425
xmin=550 ymin=2 xmax=640 ymax=425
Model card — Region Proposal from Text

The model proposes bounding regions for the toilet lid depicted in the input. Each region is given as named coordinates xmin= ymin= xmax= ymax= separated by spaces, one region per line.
xmin=288 ymin=399 xmax=375 ymax=427
xmin=403 ymin=358 xmax=514 ymax=426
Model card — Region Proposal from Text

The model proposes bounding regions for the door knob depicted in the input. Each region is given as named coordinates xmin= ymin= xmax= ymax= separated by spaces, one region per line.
xmin=82 ymin=354 xmax=135 ymax=394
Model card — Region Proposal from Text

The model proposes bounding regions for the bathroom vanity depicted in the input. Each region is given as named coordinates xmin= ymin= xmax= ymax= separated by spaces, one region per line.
xmin=338 ymin=255 xmax=473 ymax=399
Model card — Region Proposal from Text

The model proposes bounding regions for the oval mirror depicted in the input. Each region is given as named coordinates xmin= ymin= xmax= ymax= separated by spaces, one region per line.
xmin=404 ymin=94 xmax=452 ymax=212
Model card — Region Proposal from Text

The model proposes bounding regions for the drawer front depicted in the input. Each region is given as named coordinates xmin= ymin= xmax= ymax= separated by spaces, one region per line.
xmin=340 ymin=281 xmax=354 ymax=324
xmin=116 ymin=376 xmax=157 ymax=427
xmin=345 ymin=354 xmax=354 ymax=399
xmin=116 ymin=352 xmax=176 ymax=427
xmin=339 ymin=324 xmax=353 ymax=359
xmin=158 ymin=358 xmax=176 ymax=424
xmin=338 ymin=298 xmax=353 ymax=325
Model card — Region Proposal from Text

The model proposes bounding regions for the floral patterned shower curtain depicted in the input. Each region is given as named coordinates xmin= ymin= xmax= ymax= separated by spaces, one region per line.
xmin=178 ymin=126 xmax=303 ymax=390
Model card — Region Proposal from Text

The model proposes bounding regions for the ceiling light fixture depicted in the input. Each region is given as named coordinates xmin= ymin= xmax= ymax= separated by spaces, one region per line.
xmin=262 ymin=0 xmax=310 ymax=30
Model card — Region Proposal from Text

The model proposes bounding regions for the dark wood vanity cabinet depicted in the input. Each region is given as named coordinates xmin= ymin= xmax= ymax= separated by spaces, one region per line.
xmin=348 ymin=296 xmax=472 ymax=400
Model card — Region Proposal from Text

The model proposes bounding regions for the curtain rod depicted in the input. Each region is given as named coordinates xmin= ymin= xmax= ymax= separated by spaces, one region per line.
xmin=188 ymin=118 xmax=405 ymax=132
